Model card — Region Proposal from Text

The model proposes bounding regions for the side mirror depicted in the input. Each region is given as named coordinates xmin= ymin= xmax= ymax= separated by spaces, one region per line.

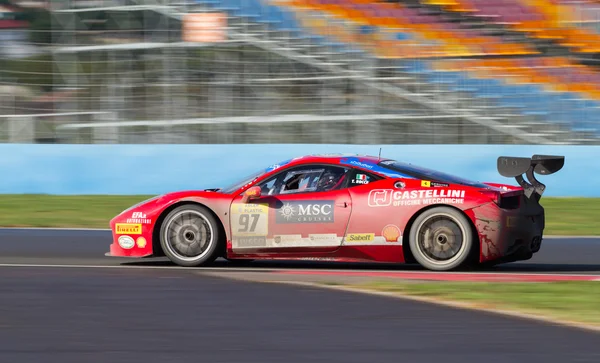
xmin=241 ymin=186 xmax=261 ymax=203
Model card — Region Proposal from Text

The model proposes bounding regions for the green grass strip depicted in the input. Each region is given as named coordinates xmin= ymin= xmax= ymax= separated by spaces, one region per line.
xmin=0 ymin=195 xmax=153 ymax=229
xmin=344 ymin=281 xmax=600 ymax=327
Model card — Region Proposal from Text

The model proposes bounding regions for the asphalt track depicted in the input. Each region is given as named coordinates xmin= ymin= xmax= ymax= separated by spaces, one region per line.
xmin=0 ymin=229 xmax=599 ymax=362
xmin=1 ymin=228 xmax=599 ymax=273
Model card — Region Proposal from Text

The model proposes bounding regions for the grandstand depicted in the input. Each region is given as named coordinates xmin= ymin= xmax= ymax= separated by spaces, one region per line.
xmin=1 ymin=0 xmax=600 ymax=144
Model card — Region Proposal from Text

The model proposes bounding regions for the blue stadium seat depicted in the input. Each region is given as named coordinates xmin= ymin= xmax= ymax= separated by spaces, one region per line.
xmin=451 ymin=77 xmax=481 ymax=92
xmin=255 ymin=5 xmax=282 ymax=25
xmin=195 ymin=0 xmax=220 ymax=6
xmin=233 ymin=0 xmax=261 ymax=18
xmin=395 ymin=32 xmax=412 ymax=41
xmin=212 ymin=0 xmax=239 ymax=11
xmin=195 ymin=0 xmax=600 ymax=137
xmin=399 ymin=60 xmax=430 ymax=74
xmin=359 ymin=25 xmax=376 ymax=35
xmin=276 ymin=8 xmax=302 ymax=33
xmin=426 ymin=71 xmax=462 ymax=84
xmin=473 ymin=80 xmax=504 ymax=99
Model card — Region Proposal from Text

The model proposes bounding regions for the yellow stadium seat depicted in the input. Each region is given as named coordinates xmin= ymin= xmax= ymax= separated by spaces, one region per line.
xmin=422 ymin=0 xmax=459 ymax=5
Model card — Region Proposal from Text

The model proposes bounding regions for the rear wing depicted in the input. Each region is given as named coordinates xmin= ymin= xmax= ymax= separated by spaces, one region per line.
xmin=497 ymin=154 xmax=565 ymax=199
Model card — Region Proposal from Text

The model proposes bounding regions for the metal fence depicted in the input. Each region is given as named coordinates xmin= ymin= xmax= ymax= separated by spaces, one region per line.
xmin=1 ymin=0 xmax=600 ymax=145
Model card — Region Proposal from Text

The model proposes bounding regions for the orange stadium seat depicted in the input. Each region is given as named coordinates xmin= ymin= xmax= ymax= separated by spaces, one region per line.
xmin=432 ymin=56 xmax=600 ymax=101
xmin=252 ymin=0 xmax=600 ymax=134
xmin=282 ymin=0 xmax=538 ymax=58
xmin=437 ymin=0 xmax=600 ymax=53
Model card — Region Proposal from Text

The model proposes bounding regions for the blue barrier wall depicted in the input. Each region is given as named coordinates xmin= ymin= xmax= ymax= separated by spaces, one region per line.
xmin=0 ymin=144 xmax=597 ymax=196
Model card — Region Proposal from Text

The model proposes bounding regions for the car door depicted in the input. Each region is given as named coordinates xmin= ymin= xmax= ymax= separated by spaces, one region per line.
xmin=229 ymin=163 xmax=353 ymax=253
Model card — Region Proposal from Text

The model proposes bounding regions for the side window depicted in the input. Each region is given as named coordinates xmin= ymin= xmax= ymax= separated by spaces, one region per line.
xmin=280 ymin=168 xmax=324 ymax=194
xmin=259 ymin=176 xmax=279 ymax=196
xmin=258 ymin=165 xmax=350 ymax=195
xmin=347 ymin=169 xmax=381 ymax=187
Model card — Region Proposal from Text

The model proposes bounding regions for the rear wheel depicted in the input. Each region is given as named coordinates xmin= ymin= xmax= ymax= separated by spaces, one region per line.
xmin=159 ymin=204 xmax=223 ymax=267
xmin=409 ymin=207 xmax=473 ymax=271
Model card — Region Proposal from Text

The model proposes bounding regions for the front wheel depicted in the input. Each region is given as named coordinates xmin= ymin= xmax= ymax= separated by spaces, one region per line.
xmin=159 ymin=204 xmax=223 ymax=267
xmin=409 ymin=207 xmax=474 ymax=271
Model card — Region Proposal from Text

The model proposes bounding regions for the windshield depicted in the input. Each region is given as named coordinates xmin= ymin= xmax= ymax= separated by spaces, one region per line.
xmin=219 ymin=169 xmax=267 ymax=194
xmin=378 ymin=160 xmax=489 ymax=188
xmin=218 ymin=158 xmax=293 ymax=194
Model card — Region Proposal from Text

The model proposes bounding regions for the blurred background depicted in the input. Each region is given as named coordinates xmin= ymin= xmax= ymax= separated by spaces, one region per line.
xmin=1 ymin=2 xmax=599 ymax=348
xmin=2 ymin=0 xmax=600 ymax=145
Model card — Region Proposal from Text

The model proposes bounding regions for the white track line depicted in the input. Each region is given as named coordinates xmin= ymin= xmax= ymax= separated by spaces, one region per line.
xmin=0 ymin=262 xmax=599 ymax=279
xmin=545 ymin=235 xmax=600 ymax=239
xmin=0 ymin=263 xmax=209 ymax=270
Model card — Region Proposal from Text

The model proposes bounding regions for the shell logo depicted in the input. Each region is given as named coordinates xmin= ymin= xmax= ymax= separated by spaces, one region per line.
xmin=381 ymin=224 xmax=401 ymax=242
xmin=136 ymin=237 xmax=147 ymax=248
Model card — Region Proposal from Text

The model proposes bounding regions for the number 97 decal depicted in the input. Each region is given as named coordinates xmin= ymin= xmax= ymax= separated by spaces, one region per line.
xmin=231 ymin=203 xmax=269 ymax=237
xmin=238 ymin=213 xmax=260 ymax=233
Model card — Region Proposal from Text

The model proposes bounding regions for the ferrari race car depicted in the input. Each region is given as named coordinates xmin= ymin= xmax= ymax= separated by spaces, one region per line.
xmin=106 ymin=153 xmax=564 ymax=271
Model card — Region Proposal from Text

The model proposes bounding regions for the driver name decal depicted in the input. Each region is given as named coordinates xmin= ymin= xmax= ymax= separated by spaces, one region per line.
xmin=276 ymin=201 xmax=334 ymax=224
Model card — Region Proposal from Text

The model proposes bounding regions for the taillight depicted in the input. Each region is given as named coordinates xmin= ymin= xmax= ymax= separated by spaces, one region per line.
xmin=481 ymin=190 xmax=501 ymax=205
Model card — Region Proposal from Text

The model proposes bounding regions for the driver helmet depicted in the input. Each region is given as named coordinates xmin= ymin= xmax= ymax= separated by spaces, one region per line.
xmin=317 ymin=169 xmax=345 ymax=191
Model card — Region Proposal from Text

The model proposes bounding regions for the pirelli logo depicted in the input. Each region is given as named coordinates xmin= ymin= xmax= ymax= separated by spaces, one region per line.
xmin=115 ymin=223 xmax=142 ymax=235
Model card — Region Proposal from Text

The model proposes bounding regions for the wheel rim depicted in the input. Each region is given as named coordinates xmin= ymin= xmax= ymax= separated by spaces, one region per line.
xmin=415 ymin=213 xmax=467 ymax=266
xmin=163 ymin=210 xmax=214 ymax=262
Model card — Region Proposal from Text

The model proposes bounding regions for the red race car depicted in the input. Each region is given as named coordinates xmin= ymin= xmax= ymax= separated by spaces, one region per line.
xmin=106 ymin=153 xmax=564 ymax=271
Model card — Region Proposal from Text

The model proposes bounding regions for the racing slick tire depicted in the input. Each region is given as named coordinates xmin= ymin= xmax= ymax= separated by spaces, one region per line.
xmin=159 ymin=204 xmax=223 ymax=267
xmin=408 ymin=206 xmax=473 ymax=271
